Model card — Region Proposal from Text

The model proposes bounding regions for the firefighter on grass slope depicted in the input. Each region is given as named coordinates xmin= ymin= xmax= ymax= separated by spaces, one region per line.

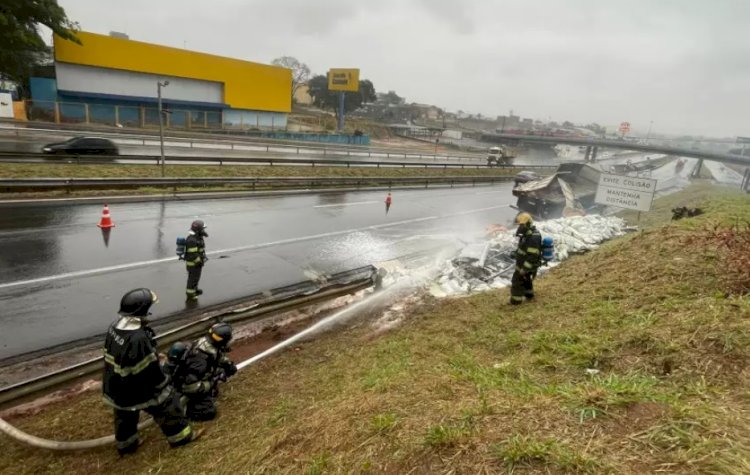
xmin=102 ymin=288 xmax=202 ymax=455
xmin=510 ymin=212 xmax=542 ymax=305
xmin=178 ymin=322 xmax=237 ymax=421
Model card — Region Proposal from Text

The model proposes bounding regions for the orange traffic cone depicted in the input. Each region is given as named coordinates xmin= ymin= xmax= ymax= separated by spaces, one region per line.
xmin=97 ymin=204 xmax=115 ymax=229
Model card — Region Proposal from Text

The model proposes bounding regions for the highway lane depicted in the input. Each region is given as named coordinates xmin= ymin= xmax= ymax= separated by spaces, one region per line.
xmin=0 ymin=131 xmax=562 ymax=167
xmin=0 ymin=130 xmax=487 ymax=164
xmin=0 ymin=185 xmax=518 ymax=359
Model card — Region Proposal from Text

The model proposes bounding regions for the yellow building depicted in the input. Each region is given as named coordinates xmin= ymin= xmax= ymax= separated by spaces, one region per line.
xmin=35 ymin=31 xmax=292 ymax=128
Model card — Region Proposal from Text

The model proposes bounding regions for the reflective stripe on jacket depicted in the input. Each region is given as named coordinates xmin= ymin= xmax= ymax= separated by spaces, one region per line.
xmin=102 ymin=317 xmax=171 ymax=410
xmin=184 ymin=232 xmax=206 ymax=267
xmin=515 ymin=225 xmax=542 ymax=272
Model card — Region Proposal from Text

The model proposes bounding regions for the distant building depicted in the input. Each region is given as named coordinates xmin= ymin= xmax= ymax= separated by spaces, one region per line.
xmin=410 ymin=103 xmax=442 ymax=120
xmin=30 ymin=31 xmax=292 ymax=129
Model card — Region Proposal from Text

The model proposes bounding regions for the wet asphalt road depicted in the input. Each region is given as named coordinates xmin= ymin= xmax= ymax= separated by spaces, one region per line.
xmin=0 ymin=185 xmax=519 ymax=359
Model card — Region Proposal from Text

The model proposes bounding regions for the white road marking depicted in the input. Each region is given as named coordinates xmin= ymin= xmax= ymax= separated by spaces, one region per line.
xmin=313 ymin=200 xmax=378 ymax=208
xmin=0 ymin=204 xmax=511 ymax=290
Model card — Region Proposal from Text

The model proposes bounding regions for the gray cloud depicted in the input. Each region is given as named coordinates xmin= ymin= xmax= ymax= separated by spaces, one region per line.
xmin=57 ymin=0 xmax=750 ymax=136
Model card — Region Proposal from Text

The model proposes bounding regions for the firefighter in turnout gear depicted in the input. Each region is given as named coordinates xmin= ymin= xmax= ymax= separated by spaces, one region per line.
xmin=180 ymin=322 xmax=238 ymax=421
xmin=102 ymin=289 xmax=202 ymax=455
xmin=509 ymin=213 xmax=542 ymax=305
xmin=185 ymin=220 xmax=208 ymax=300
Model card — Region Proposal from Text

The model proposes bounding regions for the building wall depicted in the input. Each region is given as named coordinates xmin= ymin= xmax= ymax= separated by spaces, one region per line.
xmin=224 ymin=109 xmax=287 ymax=129
xmin=56 ymin=63 xmax=224 ymax=106
xmin=54 ymin=31 xmax=291 ymax=113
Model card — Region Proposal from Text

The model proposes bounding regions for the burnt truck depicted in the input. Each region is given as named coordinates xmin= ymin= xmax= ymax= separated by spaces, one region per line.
xmin=486 ymin=146 xmax=516 ymax=166
xmin=511 ymin=163 xmax=604 ymax=219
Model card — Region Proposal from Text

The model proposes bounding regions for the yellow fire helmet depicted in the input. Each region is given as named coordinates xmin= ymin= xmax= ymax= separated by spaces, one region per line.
xmin=515 ymin=212 xmax=533 ymax=225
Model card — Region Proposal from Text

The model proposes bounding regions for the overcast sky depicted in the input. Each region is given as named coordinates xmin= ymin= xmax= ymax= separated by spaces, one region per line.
xmin=57 ymin=0 xmax=749 ymax=137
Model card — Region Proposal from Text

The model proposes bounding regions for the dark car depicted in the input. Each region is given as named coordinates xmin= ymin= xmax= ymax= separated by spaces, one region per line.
xmin=514 ymin=170 xmax=541 ymax=187
xmin=42 ymin=137 xmax=119 ymax=155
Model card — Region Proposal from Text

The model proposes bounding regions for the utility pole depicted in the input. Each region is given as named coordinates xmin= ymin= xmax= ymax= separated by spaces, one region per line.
xmin=157 ymin=80 xmax=170 ymax=177
xmin=646 ymin=120 xmax=653 ymax=141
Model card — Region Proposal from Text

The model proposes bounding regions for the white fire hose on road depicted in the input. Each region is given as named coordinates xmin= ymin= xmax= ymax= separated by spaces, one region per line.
xmin=0 ymin=286 xmax=384 ymax=451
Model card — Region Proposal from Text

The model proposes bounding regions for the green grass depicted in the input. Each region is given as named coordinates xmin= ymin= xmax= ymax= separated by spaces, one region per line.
xmin=492 ymin=434 xmax=601 ymax=472
xmin=1 ymin=183 xmax=749 ymax=474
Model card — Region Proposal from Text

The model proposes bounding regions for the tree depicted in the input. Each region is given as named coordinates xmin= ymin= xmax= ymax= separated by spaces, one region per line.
xmin=271 ymin=56 xmax=310 ymax=99
xmin=307 ymin=74 xmax=377 ymax=120
xmin=0 ymin=0 xmax=79 ymax=86
xmin=359 ymin=79 xmax=376 ymax=104
xmin=382 ymin=90 xmax=403 ymax=105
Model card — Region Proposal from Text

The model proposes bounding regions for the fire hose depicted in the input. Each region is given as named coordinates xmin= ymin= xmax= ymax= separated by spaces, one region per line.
xmin=0 ymin=288 xmax=375 ymax=451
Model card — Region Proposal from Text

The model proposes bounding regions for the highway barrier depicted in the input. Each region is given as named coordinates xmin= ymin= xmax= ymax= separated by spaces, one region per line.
xmin=0 ymin=174 xmax=527 ymax=194
xmin=0 ymin=265 xmax=377 ymax=409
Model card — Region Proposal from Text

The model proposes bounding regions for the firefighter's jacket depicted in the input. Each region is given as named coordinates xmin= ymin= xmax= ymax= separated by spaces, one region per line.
xmin=515 ymin=225 xmax=542 ymax=273
xmin=184 ymin=232 xmax=206 ymax=268
xmin=102 ymin=317 xmax=171 ymax=410
xmin=180 ymin=337 xmax=233 ymax=395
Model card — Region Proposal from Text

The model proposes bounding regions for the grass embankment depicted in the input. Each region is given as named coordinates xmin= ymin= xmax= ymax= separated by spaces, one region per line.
xmin=2 ymin=184 xmax=749 ymax=474
xmin=0 ymin=162 xmax=517 ymax=199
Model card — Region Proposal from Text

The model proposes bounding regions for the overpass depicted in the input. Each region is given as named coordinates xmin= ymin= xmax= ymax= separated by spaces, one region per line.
xmin=484 ymin=133 xmax=750 ymax=168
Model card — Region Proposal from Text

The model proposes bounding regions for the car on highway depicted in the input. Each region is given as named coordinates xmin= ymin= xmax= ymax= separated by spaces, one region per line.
xmin=514 ymin=170 xmax=541 ymax=186
xmin=42 ymin=136 xmax=119 ymax=155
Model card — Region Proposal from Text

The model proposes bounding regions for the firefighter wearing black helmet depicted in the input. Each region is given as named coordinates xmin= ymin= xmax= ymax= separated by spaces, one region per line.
xmin=185 ymin=220 xmax=208 ymax=300
xmin=510 ymin=212 xmax=542 ymax=305
xmin=179 ymin=322 xmax=238 ymax=421
xmin=102 ymin=288 xmax=202 ymax=455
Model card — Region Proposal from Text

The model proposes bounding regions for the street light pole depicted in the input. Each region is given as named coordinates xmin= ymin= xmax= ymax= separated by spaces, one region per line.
xmin=157 ymin=80 xmax=169 ymax=177
xmin=646 ymin=120 xmax=653 ymax=141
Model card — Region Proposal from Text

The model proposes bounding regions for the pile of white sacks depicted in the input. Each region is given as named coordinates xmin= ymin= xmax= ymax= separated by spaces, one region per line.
xmin=430 ymin=215 xmax=629 ymax=297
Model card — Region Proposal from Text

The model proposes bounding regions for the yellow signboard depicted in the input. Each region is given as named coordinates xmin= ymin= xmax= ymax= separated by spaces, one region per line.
xmin=327 ymin=68 xmax=360 ymax=92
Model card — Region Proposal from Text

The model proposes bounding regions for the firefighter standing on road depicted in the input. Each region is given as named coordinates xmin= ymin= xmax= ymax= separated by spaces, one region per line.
xmin=102 ymin=288 xmax=201 ymax=455
xmin=185 ymin=220 xmax=208 ymax=301
xmin=180 ymin=322 xmax=238 ymax=421
xmin=510 ymin=212 xmax=542 ymax=305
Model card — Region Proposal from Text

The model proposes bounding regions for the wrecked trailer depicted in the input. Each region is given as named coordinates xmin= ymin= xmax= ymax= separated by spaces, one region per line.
xmin=511 ymin=163 xmax=604 ymax=219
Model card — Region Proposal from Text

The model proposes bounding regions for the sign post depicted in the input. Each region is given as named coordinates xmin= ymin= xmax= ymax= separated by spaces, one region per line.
xmin=327 ymin=68 xmax=360 ymax=132
xmin=594 ymin=173 xmax=657 ymax=213
xmin=337 ymin=91 xmax=345 ymax=132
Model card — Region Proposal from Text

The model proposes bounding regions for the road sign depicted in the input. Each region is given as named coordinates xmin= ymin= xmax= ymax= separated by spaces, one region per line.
xmin=594 ymin=172 xmax=657 ymax=212
xmin=327 ymin=68 xmax=360 ymax=92
xmin=618 ymin=122 xmax=631 ymax=135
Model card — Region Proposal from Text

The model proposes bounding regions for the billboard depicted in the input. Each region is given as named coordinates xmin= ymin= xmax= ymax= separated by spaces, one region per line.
xmin=327 ymin=68 xmax=360 ymax=92
xmin=594 ymin=173 xmax=657 ymax=212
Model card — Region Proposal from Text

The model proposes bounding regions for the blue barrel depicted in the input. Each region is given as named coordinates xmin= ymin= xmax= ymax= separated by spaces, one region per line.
xmin=542 ymin=236 xmax=554 ymax=262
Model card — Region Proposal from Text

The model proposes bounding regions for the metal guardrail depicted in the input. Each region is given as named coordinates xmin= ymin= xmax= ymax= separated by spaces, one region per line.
xmin=0 ymin=152 xmax=561 ymax=177
xmin=0 ymin=175 xmax=520 ymax=192
xmin=0 ymin=122 xmax=488 ymax=162
xmin=0 ymin=151 xmax=556 ymax=170
xmin=0 ymin=265 xmax=377 ymax=409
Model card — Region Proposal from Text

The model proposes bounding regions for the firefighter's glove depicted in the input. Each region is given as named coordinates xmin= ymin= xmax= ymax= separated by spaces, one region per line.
xmin=213 ymin=369 xmax=227 ymax=384
xmin=222 ymin=362 xmax=238 ymax=378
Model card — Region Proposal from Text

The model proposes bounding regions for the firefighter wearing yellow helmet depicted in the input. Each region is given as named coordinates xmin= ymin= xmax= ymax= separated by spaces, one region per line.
xmin=510 ymin=212 xmax=542 ymax=305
